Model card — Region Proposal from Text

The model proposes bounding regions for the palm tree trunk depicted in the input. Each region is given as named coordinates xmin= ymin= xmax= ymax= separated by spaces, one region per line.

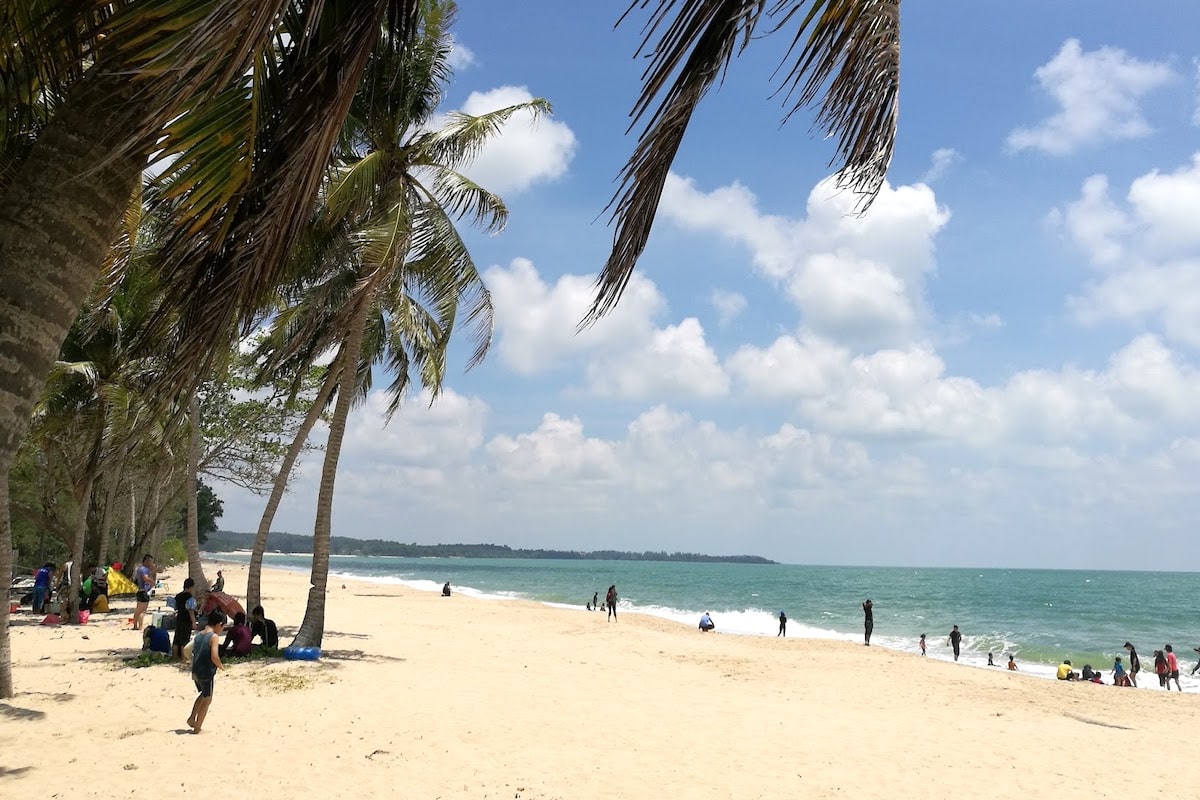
xmin=247 ymin=360 xmax=339 ymax=612
xmin=65 ymin=419 xmax=106 ymax=624
xmin=96 ymin=449 xmax=127 ymax=569
xmin=0 ymin=476 xmax=14 ymax=697
xmin=291 ymin=303 xmax=368 ymax=648
xmin=0 ymin=78 xmax=145 ymax=694
xmin=186 ymin=394 xmax=209 ymax=592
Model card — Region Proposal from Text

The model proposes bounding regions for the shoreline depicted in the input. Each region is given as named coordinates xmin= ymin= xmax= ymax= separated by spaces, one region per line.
xmin=205 ymin=552 xmax=1189 ymax=690
xmin=8 ymin=560 xmax=1200 ymax=798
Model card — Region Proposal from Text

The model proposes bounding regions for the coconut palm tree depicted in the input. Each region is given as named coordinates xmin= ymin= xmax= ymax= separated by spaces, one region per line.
xmin=251 ymin=0 xmax=545 ymax=648
xmin=591 ymin=0 xmax=900 ymax=320
xmin=0 ymin=0 xmax=422 ymax=698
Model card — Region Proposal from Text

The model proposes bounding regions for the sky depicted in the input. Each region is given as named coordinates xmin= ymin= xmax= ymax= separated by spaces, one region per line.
xmin=214 ymin=1 xmax=1200 ymax=570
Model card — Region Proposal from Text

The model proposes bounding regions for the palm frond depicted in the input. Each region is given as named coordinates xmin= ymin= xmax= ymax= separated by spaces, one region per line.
xmin=421 ymin=166 xmax=507 ymax=234
xmin=417 ymin=98 xmax=551 ymax=173
xmin=153 ymin=1 xmax=421 ymax=395
xmin=591 ymin=0 xmax=767 ymax=324
xmin=771 ymin=0 xmax=899 ymax=198
xmin=593 ymin=0 xmax=900 ymax=324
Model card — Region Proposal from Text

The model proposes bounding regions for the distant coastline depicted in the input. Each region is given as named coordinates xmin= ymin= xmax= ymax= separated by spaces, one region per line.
xmin=204 ymin=530 xmax=777 ymax=565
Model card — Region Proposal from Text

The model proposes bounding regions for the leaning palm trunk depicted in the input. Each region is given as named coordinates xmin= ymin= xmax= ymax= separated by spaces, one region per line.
xmin=0 ymin=77 xmax=147 ymax=694
xmin=291 ymin=302 xmax=369 ymax=648
xmin=185 ymin=394 xmax=209 ymax=592
xmin=246 ymin=360 xmax=340 ymax=612
xmin=0 ymin=479 xmax=14 ymax=696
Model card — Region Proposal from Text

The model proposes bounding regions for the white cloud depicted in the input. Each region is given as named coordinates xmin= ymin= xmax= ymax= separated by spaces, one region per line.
xmin=447 ymin=37 xmax=475 ymax=71
xmin=485 ymin=258 xmax=728 ymax=399
xmin=1007 ymin=39 xmax=1174 ymax=155
xmin=484 ymin=257 xmax=664 ymax=374
xmin=453 ymin=86 xmax=577 ymax=194
xmin=660 ymin=173 xmax=949 ymax=350
xmin=710 ymin=289 xmax=747 ymax=326
xmin=728 ymin=330 xmax=1200 ymax=449
xmin=486 ymin=413 xmax=619 ymax=482
xmin=584 ymin=317 xmax=729 ymax=398
xmin=920 ymin=147 xmax=962 ymax=183
xmin=1056 ymin=154 xmax=1200 ymax=346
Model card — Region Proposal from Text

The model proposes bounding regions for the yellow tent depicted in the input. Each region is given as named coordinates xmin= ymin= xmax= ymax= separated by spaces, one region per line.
xmin=106 ymin=567 xmax=138 ymax=597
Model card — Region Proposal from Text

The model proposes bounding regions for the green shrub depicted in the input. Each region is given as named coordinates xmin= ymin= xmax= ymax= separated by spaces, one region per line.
xmin=158 ymin=537 xmax=187 ymax=567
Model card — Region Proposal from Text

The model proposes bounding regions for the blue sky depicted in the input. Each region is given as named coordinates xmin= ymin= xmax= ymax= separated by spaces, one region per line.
xmin=216 ymin=1 xmax=1200 ymax=569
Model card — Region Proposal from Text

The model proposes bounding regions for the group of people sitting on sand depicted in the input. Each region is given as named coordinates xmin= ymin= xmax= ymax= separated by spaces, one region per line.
xmin=144 ymin=603 xmax=278 ymax=659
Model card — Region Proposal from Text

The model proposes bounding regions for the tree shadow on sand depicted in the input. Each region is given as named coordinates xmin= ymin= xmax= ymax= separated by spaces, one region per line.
xmin=0 ymin=766 xmax=35 ymax=777
xmin=320 ymin=649 xmax=405 ymax=664
xmin=0 ymin=703 xmax=46 ymax=721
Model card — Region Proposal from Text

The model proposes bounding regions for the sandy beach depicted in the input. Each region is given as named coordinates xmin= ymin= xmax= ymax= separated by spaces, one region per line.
xmin=3 ymin=561 xmax=1200 ymax=799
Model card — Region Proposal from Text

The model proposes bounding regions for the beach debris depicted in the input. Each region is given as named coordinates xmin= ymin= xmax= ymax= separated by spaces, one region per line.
xmin=366 ymin=749 xmax=390 ymax=760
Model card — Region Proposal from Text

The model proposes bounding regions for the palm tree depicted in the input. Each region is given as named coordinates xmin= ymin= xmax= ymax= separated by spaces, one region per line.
xmin=251 ymin=0 xmax=543 ymax=647
xmin=591 ymin=0 xmax=900 ymax=320
xmin=0 ymin=0 xmax=423 ymax=698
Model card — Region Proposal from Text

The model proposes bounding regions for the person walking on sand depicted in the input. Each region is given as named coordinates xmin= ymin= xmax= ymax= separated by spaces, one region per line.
xmin=862 ymin=599 xmax=873 ymax=646
xmin=593 ymin=591 xmax=599 ymax=611
xmin=947 ymin=625 xmax=962 ymax=661
xmin=1123 ymin=642 xmax=1141 ymax=687
xmin=919 ymin=633 xmax=926 ymax=656
xmin=1165 ymin=644 xmax=1182 ymax=691
xmin=187 ymin=610 xmax=226 ymax=734
xmin=778 ymin=611 xmax=787 ymax=637
xmin=606 ymin=585 xmax=618 ymax=621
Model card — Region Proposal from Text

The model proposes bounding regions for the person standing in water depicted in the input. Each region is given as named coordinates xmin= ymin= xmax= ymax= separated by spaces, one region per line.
xmin=593 ymin=591 xmax=599 ymax=611
xmin=1123 ymin=642 xmax=1141 ymax=687
xmin=606 ymin=585 xmax=618 ymax=621
xmin=777 ymin=611 xmax=787 ymax=637
xmin=1165 ymin=644 xmax=1182 ymax=691
xmin=919 ymin=633 xmax=926 ymax=655
xmin=948 ymin=625 xmax=962 ymax=661
xmin=862 ymin=599 xmax=873 ymax=646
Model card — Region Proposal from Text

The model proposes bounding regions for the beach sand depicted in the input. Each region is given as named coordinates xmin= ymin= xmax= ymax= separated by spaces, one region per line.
xmin=3 ymin=561 xmax=1199 ymax=799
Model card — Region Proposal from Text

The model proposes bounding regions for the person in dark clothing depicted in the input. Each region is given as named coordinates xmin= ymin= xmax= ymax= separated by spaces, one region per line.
xmin=143 ymin=624 xmax=171 ymax=655
xmin=948 ymin=625 xmax=962 ymax=661
xmin=220 ymin=611 xmax=253 ymax=657
xmin=172 ymin=578 xmax=197 ymax=662
xmin=606 ymin=585 xmax=618 ymax=621
xmin=442 ymin=581 xmax=451 ymax=597
xmin=1123 ymin=641 xmax=1141 ymax=687
xmin=250 ymin=605 xmax=279 ymax=650
xmin=778 ymin=611 xmax=787 ymax=637
xmin=593 ymin=591 xmax=599 ymax=610
xmin=862 ymin=599 xmax=874 ymax=646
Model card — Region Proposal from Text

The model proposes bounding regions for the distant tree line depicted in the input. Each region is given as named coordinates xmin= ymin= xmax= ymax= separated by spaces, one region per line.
xmin=203 ymin=530 xmax=776 ymax=565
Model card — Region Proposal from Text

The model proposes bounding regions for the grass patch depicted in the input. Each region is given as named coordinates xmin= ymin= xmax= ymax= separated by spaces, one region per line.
xmin=223 ymin=647 xmax=283 ymax=664
xmin=124 ymin=652 xmax=172 ymax=669
xmin=246 ymin=669 xmax=316 ymax=693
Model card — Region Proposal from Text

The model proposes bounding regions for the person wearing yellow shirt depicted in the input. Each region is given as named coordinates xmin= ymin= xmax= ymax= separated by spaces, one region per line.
xmin=1056 ymin=660 xmax=1077 ymax=681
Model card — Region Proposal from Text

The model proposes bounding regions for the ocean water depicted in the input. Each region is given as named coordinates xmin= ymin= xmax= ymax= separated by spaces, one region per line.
xmin=214 ymin=553 xmax=1200 ymax=688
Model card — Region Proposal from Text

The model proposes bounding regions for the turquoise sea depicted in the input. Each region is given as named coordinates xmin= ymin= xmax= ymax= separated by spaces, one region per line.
xmin=214 ymin=553 xmax=1200 ymax=687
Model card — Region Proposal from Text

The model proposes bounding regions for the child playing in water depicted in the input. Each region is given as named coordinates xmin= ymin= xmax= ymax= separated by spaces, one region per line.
xmin=1007 ymin=654 xmax=1018 ymax=670
xmin=187 ymin=610 xmax=226 ymax=734
xmin=1112 ymin=655 xmax=1129 ymax=686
